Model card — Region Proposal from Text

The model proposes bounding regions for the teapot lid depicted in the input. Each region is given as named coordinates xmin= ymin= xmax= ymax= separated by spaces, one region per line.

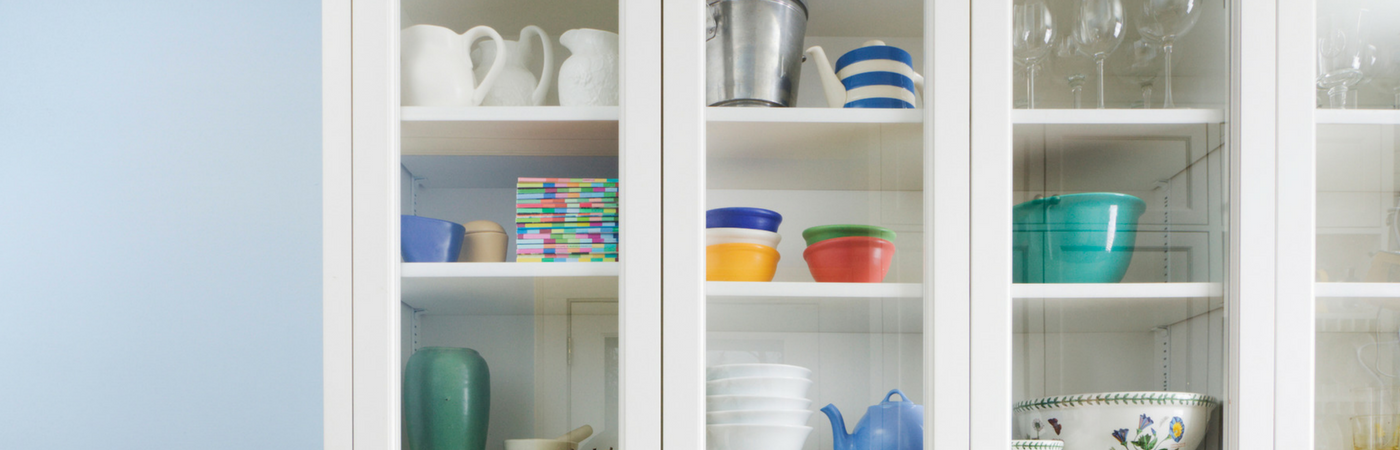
xmin=881 ymin=389 xmax=913 ymax=404
xmin=709 ymin=0 xmax=807 ymax=17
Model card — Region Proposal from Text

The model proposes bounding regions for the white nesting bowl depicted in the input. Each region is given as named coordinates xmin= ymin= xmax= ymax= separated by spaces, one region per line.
xmin=707 ymin=409 xmax=813 ymax=426
xmin=1013 ymin=392 xmax=1217 ymax=450
xmin=706 ymin=228 xmax=782 ymax=248
xmin=707 ymin=363 xmax=811 ymax=381
xmin=707 ymin=424 xmax=812 ymax=450
xmin=707 ymin=376 xmax=812 ymax=398
xmin=1012 ymin=440 xmax=1065 ymax=450
xmin=707 ymin=395 xmax=813 ymax=412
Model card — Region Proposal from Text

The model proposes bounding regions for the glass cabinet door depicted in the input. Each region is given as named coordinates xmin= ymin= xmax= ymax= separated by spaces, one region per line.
xmin=695 ymin=0 xmax=936 ymax=449
xmin=1313 ymin=2 xmax=1400 ymax=450
xmin=982 ymin=0 xmax=1235 ymax=448
xmin=389 ymin=0 xmax=654 ymax=449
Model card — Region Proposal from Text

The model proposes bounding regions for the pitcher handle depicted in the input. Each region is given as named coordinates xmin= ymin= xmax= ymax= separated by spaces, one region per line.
xmin=884 ymin=389 xmax=911 ymax=402
xmin=520 ymin=25 xmax=554 ymax=106
xmin=461 ymin=26 xmax=508 ymax=106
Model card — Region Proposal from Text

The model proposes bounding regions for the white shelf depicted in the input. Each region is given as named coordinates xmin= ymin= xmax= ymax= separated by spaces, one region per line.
xmin=1315 ymin=109 xmax=1400 ymax=125
xmin=1012 ymin=109 xmax=1226 ymax=125
xmin=706 ymin=281 xmax=922 ymax=298
xmin=401 ymin=106 xmax=618 ymax=156
xmin=402 ymin=262 xmax=618 ymax=278
xmin=1315 ymin=282 xmax=1400 ymax=298
xmin=706 ymin=107 xmax=922 ymax=124
xmin=401 ymin=262 xmax=619 ymax=314
xmin=1012 ymin=282 xmax=1223 ymax=299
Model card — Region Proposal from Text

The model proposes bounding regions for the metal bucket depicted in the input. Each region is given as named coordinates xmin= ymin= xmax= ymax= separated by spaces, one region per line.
xmin=706 ymin=0 xmax=809 ymax=107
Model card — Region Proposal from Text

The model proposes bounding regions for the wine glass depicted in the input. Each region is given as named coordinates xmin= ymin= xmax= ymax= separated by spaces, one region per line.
xmin=1136 ymin=0 xmax=1203 ymax=108
xmin=1372 ymin=41 xmax=1400 ymax=109
xmin=1072 ymin=0 xmax=1127 ymax=109
xmin=1049 ymin=37 xmax=1092 ymax=108
xmin=1014 ymin=0 xmax=1057 ymax=109
xmin=1122 ymin=39 xmax=1163 ymax=108
xmin=1317 ymin=11 xmax=1367 ymax=109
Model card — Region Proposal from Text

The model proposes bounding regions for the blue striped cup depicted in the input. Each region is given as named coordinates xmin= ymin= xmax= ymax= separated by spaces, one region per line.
xmin=806 ymin=40 xmax=923 ymax=108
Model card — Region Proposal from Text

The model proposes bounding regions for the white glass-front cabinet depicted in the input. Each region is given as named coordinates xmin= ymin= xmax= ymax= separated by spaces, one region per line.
xmin=348 ymin=0 xmax=659 ymax=449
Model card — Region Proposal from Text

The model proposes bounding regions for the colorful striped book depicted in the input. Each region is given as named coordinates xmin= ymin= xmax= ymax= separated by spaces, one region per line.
xmin=516 ymin=197 xmax=618 ymax=204
xmin=517 ymin=234 xmax=615 ymax=241
xmin=516 ymin=227 xmax=619 ymax=234
xmin=518 ymin=222 xmax=618 ymax=228
xmin=518 ymin=177 xmax=618 ymax=183
xmin=517 ymin=192 xmax=617 ymax=200
xmin=517 ymin=239 xmax=617 ymax=245
xmin=517 ymin=243 xmax=618 ymax=249
xmin=517 ymin=182 xmax=618 ymax=188
xmin=517 ymin=187 xmax=619 ymax=194
xmin=517 ymin=255 xmax=618 ymax=263
xmin=516 ymin=216 xmax=616 ymax=223
xmin=517 ymin=248 xmax=617 ymax=255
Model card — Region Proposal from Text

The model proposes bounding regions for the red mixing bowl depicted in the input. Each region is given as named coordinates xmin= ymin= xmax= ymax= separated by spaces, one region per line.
xmin=802 ymin=236 xmax=895 ymax=283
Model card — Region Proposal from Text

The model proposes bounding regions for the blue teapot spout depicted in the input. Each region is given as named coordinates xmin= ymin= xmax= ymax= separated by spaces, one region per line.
xmin=822 ymin=403 xmax=851 ymax=450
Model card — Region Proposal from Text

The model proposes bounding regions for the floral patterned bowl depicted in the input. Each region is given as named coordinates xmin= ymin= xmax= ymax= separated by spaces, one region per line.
xmin=1012 ymin=440 xmax=1064 ymax=450
xmin=1013 ymin=392 xmax=1218 ymax=450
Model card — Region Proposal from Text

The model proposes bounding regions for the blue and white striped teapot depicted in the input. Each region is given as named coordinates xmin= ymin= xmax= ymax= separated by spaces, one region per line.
xmin=805 ymin=41 xmax=924 ymax=108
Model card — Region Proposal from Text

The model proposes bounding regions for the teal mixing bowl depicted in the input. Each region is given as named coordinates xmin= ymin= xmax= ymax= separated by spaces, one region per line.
xmin=1013 ymin=193 xmax=1146 ymax=283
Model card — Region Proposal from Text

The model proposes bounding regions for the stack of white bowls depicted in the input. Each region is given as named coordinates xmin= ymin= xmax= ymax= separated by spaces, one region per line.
xmin=706 ymin=364 xmax=814 ymax=450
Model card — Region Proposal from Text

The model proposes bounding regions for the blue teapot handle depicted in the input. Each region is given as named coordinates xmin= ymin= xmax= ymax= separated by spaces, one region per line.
xmin=884 ymin=389 xmax=911 ymax=403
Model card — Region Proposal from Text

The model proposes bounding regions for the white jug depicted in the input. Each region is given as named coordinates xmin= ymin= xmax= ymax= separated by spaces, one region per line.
xmin=557 ymin=29 xmax=619 ymax=106
xmin=401 ymin=24 xmax=508 ymax=107
xmin=474 ymin=26 xmax=554 ymax=106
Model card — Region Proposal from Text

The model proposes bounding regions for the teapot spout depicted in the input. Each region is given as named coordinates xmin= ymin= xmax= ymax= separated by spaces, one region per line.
xmin=804 ymin=46 xmax=846 ymax=108
xmin=821 ymin=403 xmax=851 ymax=450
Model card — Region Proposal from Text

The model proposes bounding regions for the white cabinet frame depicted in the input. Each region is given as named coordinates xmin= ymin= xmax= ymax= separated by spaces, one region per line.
xmin=345 ymin=1 xmax=662 ymax=449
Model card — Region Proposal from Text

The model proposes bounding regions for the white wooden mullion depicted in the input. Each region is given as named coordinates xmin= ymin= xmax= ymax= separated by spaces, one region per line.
xmin=350 ymin=0 xmax=403 ymax=448
xmin=1231 ymin=1 xmax=1280 ymax=450
xmin=323 ymin=0 xmax=354 ymax=448
xmin=929 ymin=0 xmax=973 ymax=449
xmin=969 ymin=0 xmax=1014 ymax=448
xmin=661 ymin=0 xmax=708 ymax=449
xmin=1276 ymin=0 xmax=1316 ymax=449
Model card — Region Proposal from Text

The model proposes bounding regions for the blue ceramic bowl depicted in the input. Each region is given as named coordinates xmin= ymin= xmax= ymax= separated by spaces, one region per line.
xmin=402 ymin=215 xmax=466 ymax=263
xmin=706 ymin=207 xmax=783 ymax=232
xmin=1012 ymin=193 xmax=1146 ymax=283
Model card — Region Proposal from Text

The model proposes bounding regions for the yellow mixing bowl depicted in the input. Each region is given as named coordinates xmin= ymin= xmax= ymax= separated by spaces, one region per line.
xmin=707 ymin=243 xmax=780 ymax=282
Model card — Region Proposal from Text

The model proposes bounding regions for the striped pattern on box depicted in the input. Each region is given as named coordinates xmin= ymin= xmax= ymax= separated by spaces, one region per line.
xmin=517 ymin=178 xmax=618 ymax=262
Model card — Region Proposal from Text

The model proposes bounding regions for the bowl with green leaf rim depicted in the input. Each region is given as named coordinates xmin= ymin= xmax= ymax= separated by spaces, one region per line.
xmin=801 ymin=224 xmax=896 ymax=247
xmin=1012 ymin=440 xmax=1064 ymax=450
xmin=1013 ymin=391 xmax=1217 ymax=450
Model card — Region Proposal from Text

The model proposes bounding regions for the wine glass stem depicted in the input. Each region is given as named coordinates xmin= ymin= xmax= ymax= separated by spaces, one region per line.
xmin=1329 ymin=86 xmax=1349 ymax=109
xmin=1096 ymin=57 xmax=1106 ymax=109
xmin=1393 ymin=92 xmax=1400 ymax=110
xmin=1142 ymin=86 xmax=1153 ymax=109
xmin=1163 ymin=42 xmax=1175 ymax=108
xmin=1028 ymin=64 xmax=1038 ymax=109
xmin=1072 ymin=86 xmax=1083 ymax=109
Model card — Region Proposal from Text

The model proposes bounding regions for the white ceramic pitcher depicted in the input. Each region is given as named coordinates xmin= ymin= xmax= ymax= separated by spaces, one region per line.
xmin=557 ymin=29 xmax=619 ymax=106
xmin=401 ymin=24 xmax=508 ymax=107
xmin=474 ymin=26 xmax=554 ymax=106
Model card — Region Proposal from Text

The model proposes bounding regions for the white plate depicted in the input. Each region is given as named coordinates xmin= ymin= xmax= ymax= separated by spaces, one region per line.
xmin=707 ymin=363 xmax=811 ymax=381
xmin=706 ymin=395 xmax=813 ymax=412
xmin=706 ymin=377 xmax=812 ymax=398
xmin=707 ymin=409 xmax=813 ymax=426
xmin=707 ymin=424 xmax=812 ymax=450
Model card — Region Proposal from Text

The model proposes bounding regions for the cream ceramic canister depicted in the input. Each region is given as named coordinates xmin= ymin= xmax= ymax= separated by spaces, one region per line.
xmin=557 ymin=29 xmax=619 ymax=106
xmin=401 ymin=24 xmax=508 ymax=107
xmin=474 ymin=26 xmax=554 ymax=106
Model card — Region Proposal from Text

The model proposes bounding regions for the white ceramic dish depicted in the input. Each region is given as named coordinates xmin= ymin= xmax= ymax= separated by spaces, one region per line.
xmin=706 ymin=395 xmax=813 ymax=412
xmin=706 ymin=424 xmax=812 ymax=450
xmin=706 ymin=377 xmax=812 ymax=398
xmin=707 ymin=409 xmax=813 ymax=426
xmin=1013 ymin=392 xmax=1217 ymax=450
xmin=707 ymin=363 xmax=811 ymax=381
xmin=706 ymin=228 xmax=782 ymax=248
xmin=1011 ymin=439 xmax=1065 ymax=450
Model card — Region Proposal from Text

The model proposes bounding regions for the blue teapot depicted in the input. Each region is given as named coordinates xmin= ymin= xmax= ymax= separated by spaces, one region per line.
xmin=821 ymin=389 xmax=924 ymax=450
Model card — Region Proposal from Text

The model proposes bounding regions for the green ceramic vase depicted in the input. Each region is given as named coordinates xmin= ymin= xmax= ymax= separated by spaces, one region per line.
xmin=404 ymin=347 xmax=490 ymax=450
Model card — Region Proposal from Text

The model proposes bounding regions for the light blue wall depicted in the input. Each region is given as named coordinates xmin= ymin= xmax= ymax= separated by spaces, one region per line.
xmin=0 ymin=1 xmax=322 ymax=448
